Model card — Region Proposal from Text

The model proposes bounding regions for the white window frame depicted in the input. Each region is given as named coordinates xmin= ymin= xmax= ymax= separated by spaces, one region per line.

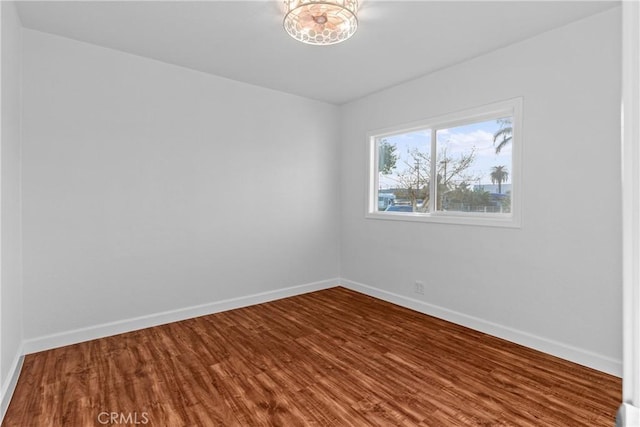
xmin=366 ymin=98 xmax=523 ymax=228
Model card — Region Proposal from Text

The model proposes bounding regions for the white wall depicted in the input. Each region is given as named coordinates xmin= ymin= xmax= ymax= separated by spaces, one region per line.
xmin=621 ymin=0 xmax=640 ymax=417
xmin=21 ymin=29 xmax=340 ymax=342
xmin=16 ymin=6 xmax=623 ymax=377
xmin=339 ymin=8 xmax=622 ymax=374
xmin=0 ymin=0 xmax=23 ymax=412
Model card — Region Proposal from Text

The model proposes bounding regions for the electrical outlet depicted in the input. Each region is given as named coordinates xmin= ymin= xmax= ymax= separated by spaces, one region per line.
xmin=414 ymin=281 xmax=425 ymax=295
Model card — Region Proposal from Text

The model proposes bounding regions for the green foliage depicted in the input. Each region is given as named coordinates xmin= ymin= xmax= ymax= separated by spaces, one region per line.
xmin=493 ymin=118 xmax=513 ymax=154
xmin=378 ymin=140 xmax=398 ymax=175
xmin=498 ymin=192 xmax=511 ymax=212
xmin=441 ymin=183 xmax=492 ymax=212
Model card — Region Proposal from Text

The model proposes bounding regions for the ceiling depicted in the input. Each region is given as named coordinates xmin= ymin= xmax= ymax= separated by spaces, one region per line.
xmin=16 ymin=1 xmax=619 ymax=105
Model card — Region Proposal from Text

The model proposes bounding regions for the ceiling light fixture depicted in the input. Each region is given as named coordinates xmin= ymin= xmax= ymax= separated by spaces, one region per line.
xmin=283 ymin=0 xmax=358 ymax=46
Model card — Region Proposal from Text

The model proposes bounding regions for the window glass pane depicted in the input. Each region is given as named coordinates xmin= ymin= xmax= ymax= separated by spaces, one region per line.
xmin=435 ymin=117 xmax=512 ymax=213
xmin=376 ymin=130 xmax=431 ymax=213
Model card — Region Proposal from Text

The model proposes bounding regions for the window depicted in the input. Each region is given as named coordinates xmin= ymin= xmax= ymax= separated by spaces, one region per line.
xmin=367 ymin=98 xmax=522 ymax=227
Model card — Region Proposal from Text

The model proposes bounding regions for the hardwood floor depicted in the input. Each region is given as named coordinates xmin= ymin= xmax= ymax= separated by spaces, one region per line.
xmin=3 ymin=287 xmax=620 ymax=426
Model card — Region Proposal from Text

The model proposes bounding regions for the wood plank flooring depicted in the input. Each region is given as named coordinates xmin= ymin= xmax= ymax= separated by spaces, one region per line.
xmin=3 ymin=287 xmax=621 ymax=426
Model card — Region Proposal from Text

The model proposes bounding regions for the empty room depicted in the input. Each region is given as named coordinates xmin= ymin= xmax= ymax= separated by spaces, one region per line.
xmin=1 ymin=0 xmax=639 ymax=426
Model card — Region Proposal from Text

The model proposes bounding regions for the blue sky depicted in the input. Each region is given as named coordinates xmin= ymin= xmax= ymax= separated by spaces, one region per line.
xmin=378 ymin=117 xmax=512 ymax=190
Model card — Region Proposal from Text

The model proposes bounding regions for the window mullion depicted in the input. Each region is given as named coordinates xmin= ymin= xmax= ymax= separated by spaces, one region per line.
xmin=429 ymin=128 xmax=437 ymax=213
xmin=372 ymin=137 xmax=380 ymax=212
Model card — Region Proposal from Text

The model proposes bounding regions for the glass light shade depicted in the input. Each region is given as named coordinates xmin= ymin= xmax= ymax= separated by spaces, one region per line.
xmin=283 ymin=0 xmax=358 ymax=45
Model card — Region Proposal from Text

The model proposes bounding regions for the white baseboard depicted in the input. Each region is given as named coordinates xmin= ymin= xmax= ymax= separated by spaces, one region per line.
xmin=19 ymin=276 xmax=622 ymax=377
xmin=1 ymin=344 xmax=24 ymax=423
xmin=23 ymin=278 xmax=339 ymax=355
xmin=340 ymin=279 xmax=622 ymax=377
xmin=617 ymin=403 xmax=640 ymax=427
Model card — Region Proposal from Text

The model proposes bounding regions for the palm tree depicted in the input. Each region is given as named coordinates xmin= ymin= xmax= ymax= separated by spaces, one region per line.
xmin=490 ymin=166 xmax=509 ymax=194
xmin=493 ymin=118 xmax=512 ymax=154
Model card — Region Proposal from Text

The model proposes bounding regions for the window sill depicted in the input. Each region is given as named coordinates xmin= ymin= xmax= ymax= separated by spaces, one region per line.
xmin=365 ymin=211 xmax=521 ymax=228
